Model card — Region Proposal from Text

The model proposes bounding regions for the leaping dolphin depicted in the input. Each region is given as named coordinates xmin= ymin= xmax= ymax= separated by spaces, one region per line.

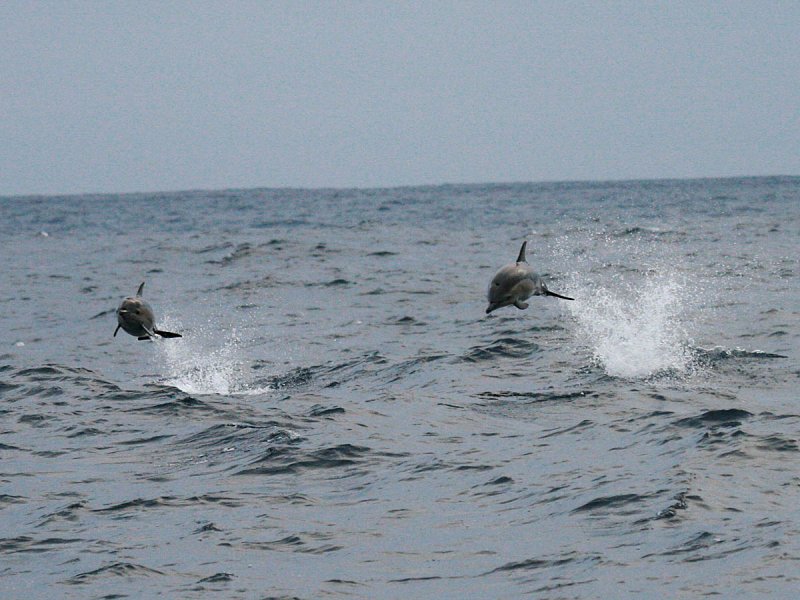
xmin=486 ymin=241 xmax=573 ymax=314
xmin=114 ymin=282 xmax=182 ymax=341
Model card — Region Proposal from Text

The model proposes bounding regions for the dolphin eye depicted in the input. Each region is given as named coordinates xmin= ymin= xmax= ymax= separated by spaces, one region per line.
xmin=494 ymin=282 xmax=499 ymax=286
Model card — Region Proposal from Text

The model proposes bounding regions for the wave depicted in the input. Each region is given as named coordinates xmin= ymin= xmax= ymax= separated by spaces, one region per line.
xmin=67 ymin=562 xmax=165 ymax=584
xmin=673 ymin=409 xmax=754 ymax=428
xmin=692 ymin=346 xmax=788 ymax=363
xmin=485 ymin=551 xmax=602 ymax=574
xmin=235 ymin=443 xmax=371 ymax=476
xmin=209 ymin=241 xmax=254 ymax=265
xmin=127 ymin=391 xmax=224 ymax=416
xmin=197 ymin=572 xmax=235 ymax=583
xmin=462 ymin=337 xmax=539 ymax=362
xmin=0 ymin=536 xmax=83 ymax=555
xmin=572 ymin=492 xmax=654 ymax=513
xmin=654 ymin=492 xmax=690 ymax=520
xmin=612 ymin=226 xmax=678 ymax=237
xmin=478 ymin=389 xmax=595 ymax=404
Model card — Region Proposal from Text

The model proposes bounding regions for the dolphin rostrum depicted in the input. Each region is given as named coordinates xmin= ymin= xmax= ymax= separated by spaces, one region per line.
xmin=114 ymin=282 xmax=182 ymax=341
xmin=485 ymin=241 xmax=574 ymax=314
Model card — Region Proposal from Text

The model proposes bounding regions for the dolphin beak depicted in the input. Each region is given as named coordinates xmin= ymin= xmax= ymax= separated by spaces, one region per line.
xmin=485 ymin=304 xmax=496 ymax=315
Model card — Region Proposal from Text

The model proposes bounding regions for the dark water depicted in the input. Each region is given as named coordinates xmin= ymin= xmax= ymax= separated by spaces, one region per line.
xmin=1 ymin=177 xmax=798 ymax=599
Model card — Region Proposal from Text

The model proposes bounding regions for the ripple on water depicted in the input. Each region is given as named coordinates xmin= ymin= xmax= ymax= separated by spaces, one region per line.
xmin=462 ymin=338 xmax=540 ymax=362
xmin=235 ymin=443 xmax=372 ymax=476
xmin=672 ymin=408 xmax=754 ymax=428
xmin=66 ymin=562 xmax=166 ymax=585
xmin=572 ymin=492 xmax=656 ymax=514
xmin=1 ymin=179 xmax=798 ymax=599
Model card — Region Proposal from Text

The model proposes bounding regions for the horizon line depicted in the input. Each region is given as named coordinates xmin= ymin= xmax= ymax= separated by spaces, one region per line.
xmin=2 ymin=173 xmax=798 ymax=201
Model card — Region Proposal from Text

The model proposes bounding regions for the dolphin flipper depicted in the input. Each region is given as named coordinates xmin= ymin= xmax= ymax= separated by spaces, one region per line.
xmin=514 ymin=300 xmax=529 ymax=310
xmin=113 ymin=325 xmax=121 ymax=337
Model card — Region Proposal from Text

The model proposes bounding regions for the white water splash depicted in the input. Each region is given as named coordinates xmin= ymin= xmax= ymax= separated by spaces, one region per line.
xmin=154 ymin=318 xmax=270 ymax=396
xmin=566 ymin=274 xmax=694 ymax=379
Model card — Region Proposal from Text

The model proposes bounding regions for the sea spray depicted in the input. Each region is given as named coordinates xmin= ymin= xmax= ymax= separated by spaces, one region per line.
xmin=153 ymin=315 xmax=269 ymax=396
xmin=565 ymin=273 xmax=693 ymax=379
xmin=543 ymin=228 xmax=701 ymax=379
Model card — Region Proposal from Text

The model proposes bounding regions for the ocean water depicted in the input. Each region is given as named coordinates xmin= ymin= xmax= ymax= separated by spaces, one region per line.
xmin=1 ymin=177 xmax=798 ymax=599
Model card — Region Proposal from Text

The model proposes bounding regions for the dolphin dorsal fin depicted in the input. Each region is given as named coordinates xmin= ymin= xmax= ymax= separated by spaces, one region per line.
xmin=516 ymin=241 xmax=528 ymax=263
xmin=136 ymin=282 xmax=145 ymax=296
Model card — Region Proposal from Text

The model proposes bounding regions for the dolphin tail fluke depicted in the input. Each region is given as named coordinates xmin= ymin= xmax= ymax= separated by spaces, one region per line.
xmin=154 ymin=329 xmax=182 ymax=338
xmin=516 ymin=241 xmax=528 ymax=263
xmin=136 ymin=282 xmax=145 ymax=296
xmin=137 ymin=336 xmax=153 ymax=341
xmin=113 ymin=325 xmax=121 ymax=337
xmin=545 ymin=289 xmax=574 ymax=301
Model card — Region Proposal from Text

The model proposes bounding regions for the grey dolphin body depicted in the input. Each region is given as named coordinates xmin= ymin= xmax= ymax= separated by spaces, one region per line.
xmin=114 ymin=282 xmax=182 ymax=341
xmin=485 ymin=241 xmax=574 ymax=314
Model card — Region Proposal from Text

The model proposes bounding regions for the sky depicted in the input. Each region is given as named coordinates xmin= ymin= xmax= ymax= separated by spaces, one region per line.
xmin=1 ymin=1 xmax=798 ymax=196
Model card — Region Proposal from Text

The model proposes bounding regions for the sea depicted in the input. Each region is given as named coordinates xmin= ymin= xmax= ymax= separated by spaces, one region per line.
xmin=1 ymin=177 xmax=798 ymax=599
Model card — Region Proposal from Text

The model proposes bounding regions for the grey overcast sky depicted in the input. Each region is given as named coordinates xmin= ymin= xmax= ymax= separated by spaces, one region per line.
xmin=1 ymin=1 xmax=798 ymax=196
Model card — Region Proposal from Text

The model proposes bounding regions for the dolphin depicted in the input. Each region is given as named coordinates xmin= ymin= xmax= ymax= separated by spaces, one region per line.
xmin=114 ymin=282 xmax=182 ymax=341
xmin=486 ymin=241 xmax=574 ymax=314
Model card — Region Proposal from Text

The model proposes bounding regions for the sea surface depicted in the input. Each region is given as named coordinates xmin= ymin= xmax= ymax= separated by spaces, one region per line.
xmin=1 ymin=177 xmax=798 ymax=599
